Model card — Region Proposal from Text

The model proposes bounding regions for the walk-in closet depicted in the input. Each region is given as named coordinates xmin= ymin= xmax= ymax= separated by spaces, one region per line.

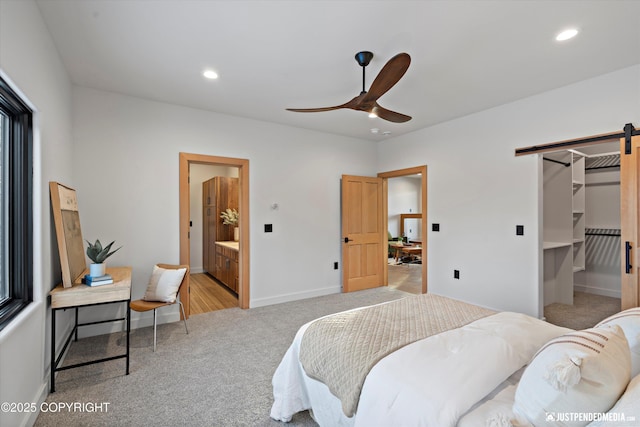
xmin=542 ymin=141 xmax=621 ymax=322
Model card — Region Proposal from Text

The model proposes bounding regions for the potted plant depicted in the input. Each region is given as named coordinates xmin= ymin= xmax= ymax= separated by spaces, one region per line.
xmin=86 ymin=239 xmax=122 ymax=277
xmin=220 ymin=208 xmax=239 ymax=241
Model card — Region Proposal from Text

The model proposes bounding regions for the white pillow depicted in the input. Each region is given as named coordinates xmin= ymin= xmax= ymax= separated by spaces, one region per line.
xmin=512 ymin=325 xmax=631 ymax=427
xmin=142 ymin=266 xmax=187 ymax=303
xmin=596 ymin=307 xmax=640 ymax=377
xmin=587 ymin=373 xmax=640 ymax=427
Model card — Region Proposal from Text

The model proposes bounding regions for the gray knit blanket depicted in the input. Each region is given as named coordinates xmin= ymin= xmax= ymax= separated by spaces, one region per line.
xmin=298 ymin=293 xmax=495 ymax=417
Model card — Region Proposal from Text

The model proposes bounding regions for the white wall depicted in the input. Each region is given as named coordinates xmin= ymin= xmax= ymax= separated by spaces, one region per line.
xmin=378 ymin=65 xmax=640 ymax=318
xmin=189 ymin=164 xmax=238 ymax=273
xmin=0 ymin=1 xmax=74 ymax=426
xmin=387 ymin=176 xmax=422 ymax=241
xmin=581 ymin=166 xmax=621 ymax=297
xmin=71 ymin=86 xmax=378 ymax=329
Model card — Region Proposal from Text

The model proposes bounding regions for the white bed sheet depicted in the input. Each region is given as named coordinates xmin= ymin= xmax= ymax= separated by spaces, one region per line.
xmin=271 ymin=311 xmax=570 ymax=426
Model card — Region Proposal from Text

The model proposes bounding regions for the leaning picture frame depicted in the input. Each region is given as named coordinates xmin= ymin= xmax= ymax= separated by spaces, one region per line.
xmin=49 ymin=182 xmax=87 ymax=288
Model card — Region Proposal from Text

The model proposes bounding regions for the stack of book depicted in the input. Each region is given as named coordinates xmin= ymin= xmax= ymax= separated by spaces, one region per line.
xmin=83 ymin=274 xmax=114 ymax=286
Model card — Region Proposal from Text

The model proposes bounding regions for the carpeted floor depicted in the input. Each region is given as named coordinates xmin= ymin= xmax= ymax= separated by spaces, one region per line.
xmin=544 ymin=291 xmax=620 ymax=330
xmin=36 ymin=286 xmax=619 ymax=427
xmin=35 ymin=287 xmax=409 ymax=427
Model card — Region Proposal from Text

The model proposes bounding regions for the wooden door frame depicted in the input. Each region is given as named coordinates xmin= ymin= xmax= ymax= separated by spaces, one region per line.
xmin=179 ymin=153 xmax=250 ymax=316
xmin=378 ymin=165 xmax=428 ymax=294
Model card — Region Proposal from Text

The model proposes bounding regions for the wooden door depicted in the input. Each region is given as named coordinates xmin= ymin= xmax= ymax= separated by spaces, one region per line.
xmin=342 ymin=175 xmax=384 ymax=292
xmin=620 ymin=135 xmax=640 ymax=309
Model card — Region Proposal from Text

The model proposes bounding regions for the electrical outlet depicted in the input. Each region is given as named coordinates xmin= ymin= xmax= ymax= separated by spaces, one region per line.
xmin=454 ymin=270 xmax=460 ymax=279
xmin=334 ymin=262 xmax=339 ymax=270
xmin=264 ymin=224 xmax=273 ymax=233
xmin=432 ymin=223 xmax=440 ymax=232
xmin=516 ymin=225 xmax=524 ymax=236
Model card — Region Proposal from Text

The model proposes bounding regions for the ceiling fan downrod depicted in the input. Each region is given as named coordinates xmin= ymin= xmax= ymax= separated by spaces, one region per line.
xmin=355 ymin=51 xmax=373 ymax=95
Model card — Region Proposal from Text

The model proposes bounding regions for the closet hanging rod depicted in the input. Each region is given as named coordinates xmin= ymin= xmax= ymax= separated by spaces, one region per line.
xmin=543 ymin=157 xmax=570 ymax=167
xmin=585 ymin=228 xmax=621 ymax=237
xmin=585 ymin=165 xmax=620 ymax=171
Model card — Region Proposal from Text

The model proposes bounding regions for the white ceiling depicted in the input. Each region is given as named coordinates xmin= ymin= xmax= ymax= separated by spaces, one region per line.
xmin=35 ymin=0 xmax=640 ymax=142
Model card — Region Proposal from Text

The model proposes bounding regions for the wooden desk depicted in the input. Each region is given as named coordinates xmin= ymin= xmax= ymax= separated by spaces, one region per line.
xmin=389 ymin=243 xmax=423 ymax=263
xmin=49 ymin=266 xmax=132 ymax=392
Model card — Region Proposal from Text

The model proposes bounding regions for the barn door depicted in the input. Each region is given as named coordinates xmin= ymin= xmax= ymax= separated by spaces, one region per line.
xmin=341 ymin=175 xmax=385 ymax=292
xmin=620 ymin=134 xmax=640 ymax=309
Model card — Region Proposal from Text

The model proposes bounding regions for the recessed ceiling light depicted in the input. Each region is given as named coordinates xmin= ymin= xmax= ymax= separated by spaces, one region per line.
xmin=203 ymin=70 xmax=219 ymax=79
xmin=556 ymin=28 xmax=578 ymax=41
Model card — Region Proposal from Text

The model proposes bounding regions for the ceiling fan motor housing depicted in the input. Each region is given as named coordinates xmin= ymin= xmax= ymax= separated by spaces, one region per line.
xmin=355 ymin=51 xmax=374 ymax=67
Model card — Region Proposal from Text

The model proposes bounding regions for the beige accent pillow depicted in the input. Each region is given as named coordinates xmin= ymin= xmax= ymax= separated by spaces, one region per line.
xmin=512 ymin=325 xmax=631 ymax=427
xmin=142 ymin=266 xmax=187 ymax=303
xmin=596 ymin=307 xmax=640 ymax=377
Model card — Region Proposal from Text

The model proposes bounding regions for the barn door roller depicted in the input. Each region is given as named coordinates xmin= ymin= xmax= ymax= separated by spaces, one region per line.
xmin=624 ymin=123 xmax=635 ymax=155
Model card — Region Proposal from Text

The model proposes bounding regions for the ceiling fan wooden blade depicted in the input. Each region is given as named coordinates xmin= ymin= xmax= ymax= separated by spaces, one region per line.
xmin=286 ymin=106 xmax=345 ymax=113
xmin=362 ymin=53 xmax=410 ymax=104
xmin=372 ymin=104 xmax=412 ymax=123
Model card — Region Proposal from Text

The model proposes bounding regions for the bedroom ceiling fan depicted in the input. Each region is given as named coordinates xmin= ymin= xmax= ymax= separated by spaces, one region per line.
xmin=287 ymin=51 xmax=412 ymax=123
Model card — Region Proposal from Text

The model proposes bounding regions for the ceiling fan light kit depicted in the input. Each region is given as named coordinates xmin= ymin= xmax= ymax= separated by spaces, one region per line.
xmin=287 ymin=51 xmax=412 ymax=123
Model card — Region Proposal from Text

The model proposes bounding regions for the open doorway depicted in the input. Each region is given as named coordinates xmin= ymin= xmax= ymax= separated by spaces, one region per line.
xmin=189 ymin=164 xmax=240 ymax=314
xmin=386 ymin=175 xmax=423 ymax=294
xmin=542 ymin=142 xmax=621 ymax=329
xmin=379 ymin=166 xmax=428 ymax=294
xmin=179 ymin=153 xmax=250 ymax=318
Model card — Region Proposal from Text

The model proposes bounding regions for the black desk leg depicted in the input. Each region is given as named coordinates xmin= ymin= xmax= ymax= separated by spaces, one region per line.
xmin=126 ymin=301 xmax=130 ymax=375
xmin=51 ymin=309 xmax=56 ymax=393
xmin=74 ymin=307 xmax=79 ymax=341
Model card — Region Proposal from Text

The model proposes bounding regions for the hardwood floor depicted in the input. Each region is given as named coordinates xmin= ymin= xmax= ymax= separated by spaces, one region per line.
xmin=388 ymin=263 xmax=422 ymax=294
xmin=190 ymin=273 xmax=238 ymax=315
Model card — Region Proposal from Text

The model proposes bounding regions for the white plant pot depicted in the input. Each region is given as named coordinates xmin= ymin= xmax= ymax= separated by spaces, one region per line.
xmin=89 ymin=263 xmax=106 ymax=277
xmin=234 ymin=227 xmax=239 ymax=242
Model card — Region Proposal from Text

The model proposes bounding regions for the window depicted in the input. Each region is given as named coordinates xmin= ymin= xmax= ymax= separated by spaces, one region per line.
xmin=0 ymin=75 xmax=33 ymax=332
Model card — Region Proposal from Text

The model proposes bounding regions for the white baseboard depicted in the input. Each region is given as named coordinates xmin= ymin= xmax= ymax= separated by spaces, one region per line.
xmin=250 ymin=286 xmax=341 ymax=308
xmin=574 ymin=284 xmax=621 ymax=299
xmin=23 ymin=381 xmax=48 ymax=427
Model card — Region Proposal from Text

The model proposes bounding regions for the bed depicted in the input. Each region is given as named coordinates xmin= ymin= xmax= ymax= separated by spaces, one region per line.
xmin=271 ymin=293 xmax=640 ymax=426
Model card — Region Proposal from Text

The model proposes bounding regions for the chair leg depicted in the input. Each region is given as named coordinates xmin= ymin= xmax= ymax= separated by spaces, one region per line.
xmin=153 ymin=308 xmax=157 ymax=352
xmin=179 ymin=301 xmax=189 ymax=335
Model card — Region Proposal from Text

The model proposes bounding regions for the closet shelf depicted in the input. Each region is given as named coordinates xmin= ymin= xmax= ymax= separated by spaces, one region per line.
xmin=573 ymin=211 xmax=584 ymax=215
xmin=573 ymin=266 xmax=585 ymax=273
xmin=573 ymin=239 xmax=584 ymax=244
xmin=543 ymin=241 xmax=572 ymax=250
